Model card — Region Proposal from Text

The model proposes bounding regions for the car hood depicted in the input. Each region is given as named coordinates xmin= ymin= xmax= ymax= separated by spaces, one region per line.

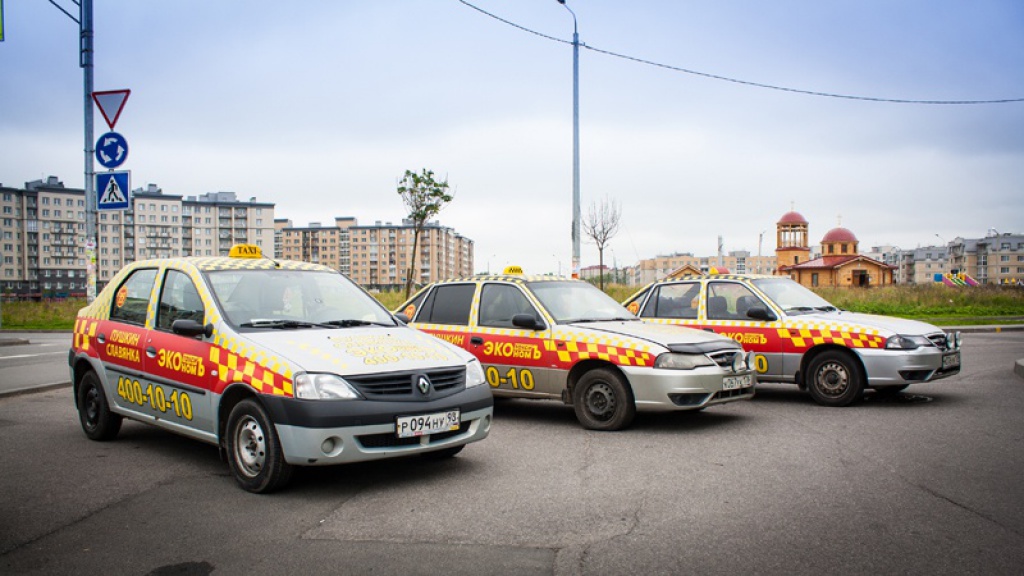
xmin=789 ymin=311 xmax=944 ymax=336
xmin=240 ymin=326 xmax=470 ymax=376
xmin=567 ymin=320 xmax=740 ymax=349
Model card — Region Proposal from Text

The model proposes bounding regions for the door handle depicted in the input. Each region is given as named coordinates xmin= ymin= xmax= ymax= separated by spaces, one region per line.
xmin=146 ymin=346 xmax=157 ymax=358
xmin=470 ymin=337 xmax=484 ymax=346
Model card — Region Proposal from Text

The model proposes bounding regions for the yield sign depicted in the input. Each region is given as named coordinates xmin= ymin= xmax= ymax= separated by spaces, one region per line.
xmin=92 ymin=89 xmax=131 ymax=130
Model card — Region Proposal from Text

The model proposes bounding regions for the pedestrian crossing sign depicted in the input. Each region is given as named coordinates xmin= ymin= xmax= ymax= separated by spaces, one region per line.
xmin=96 ymin=171 xmax=131 ymax=211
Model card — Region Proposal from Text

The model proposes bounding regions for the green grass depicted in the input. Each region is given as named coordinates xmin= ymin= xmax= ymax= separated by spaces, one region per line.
xmin=4 ymin=283 xmax=1022 ymax=331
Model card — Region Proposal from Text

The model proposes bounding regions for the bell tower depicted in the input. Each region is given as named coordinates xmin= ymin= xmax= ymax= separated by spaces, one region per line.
xmin=776 ymin=208 xmax=809 ymax=273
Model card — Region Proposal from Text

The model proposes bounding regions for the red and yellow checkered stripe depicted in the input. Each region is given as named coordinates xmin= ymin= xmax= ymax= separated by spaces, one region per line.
xmin=73 ymin=318 xmax=100 ymax=352
xmin=209 ymin=346 xmax=294 ymax=397
xmin=545 ymin=340 xmax=653 ymax=367
xmin=779 ymin=327 xmax=883 ymax=349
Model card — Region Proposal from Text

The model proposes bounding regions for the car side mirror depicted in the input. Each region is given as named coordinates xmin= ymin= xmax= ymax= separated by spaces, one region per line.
xmin=745 ymin=306 xmax=777 ymax=322
xmin=512 ymin=314 xmax=546 ymax=331
xmin=172 ymin=319 xmax=214 ymax=338
xmin=394 ymin=313 xmax=411 ymax=324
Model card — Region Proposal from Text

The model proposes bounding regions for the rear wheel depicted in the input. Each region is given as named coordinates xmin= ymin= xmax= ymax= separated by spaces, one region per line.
xmin=805 ymin=350 xmax=864 ymax=407
xmin=572 ymin=368 xmax=636 ymax=431
xmin=77 ymin=371 xmax=122 ymax=441
xmin=226 ymin=399 xmax=293 ymax=493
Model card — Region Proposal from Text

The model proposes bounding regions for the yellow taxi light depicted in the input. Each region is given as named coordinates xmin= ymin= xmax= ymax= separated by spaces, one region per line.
xmin=503 ymin=265 xmax=524 ymax=275
xmin=229 ymin=244 xmax=263 ymax=259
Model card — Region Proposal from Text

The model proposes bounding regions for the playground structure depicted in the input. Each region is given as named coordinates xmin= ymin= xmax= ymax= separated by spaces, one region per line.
xmin=934 ymin=272 xmax=980 ymax=287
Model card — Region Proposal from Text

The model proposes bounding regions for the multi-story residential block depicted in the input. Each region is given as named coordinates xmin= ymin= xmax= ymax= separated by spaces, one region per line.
xmin=0 ymin=177 xmax=275 ymax=299
xmin=950 ymin=232 xmax=1024 ymax=285
xmin=631 ymin=251 xmax=777 ymax=286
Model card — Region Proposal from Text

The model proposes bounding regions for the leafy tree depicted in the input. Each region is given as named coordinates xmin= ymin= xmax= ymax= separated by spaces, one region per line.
xmin=397 ymin=169 xmax=454 ymax=298
xmin=582 ymin=196 xmax=621 ymax=290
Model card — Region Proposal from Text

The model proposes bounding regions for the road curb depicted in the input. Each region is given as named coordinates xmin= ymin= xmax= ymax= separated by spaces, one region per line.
xmin=0 ymin=381 xmax=71 ymax=400
xmin=0 ymin=338 xmax=30 ymax=347
xmin=1016 ymin=359 xmax=1024 ymax=380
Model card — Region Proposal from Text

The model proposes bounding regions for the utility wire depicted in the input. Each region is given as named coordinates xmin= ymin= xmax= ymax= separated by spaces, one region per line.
xmin=456 ymin=0 xmax=1024 ymax=105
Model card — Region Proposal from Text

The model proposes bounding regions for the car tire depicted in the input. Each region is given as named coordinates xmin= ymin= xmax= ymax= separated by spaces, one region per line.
xmin=420 ymin=445 xmax=465 ymax=460
xmin=226 ymin=398 xmax=293 ymax=494
xmin=806 ymin=350 xmax=864 ymax=407
xmin=572 ymin=368 xmax=636 ymax=431
xmin=77 ymin=371 xmax=122 ymax=441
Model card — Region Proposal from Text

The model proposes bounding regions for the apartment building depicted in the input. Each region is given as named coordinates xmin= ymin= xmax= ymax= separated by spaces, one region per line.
xmin=631 ymin=251 xmax=777 ymax=286
xmin=0 ymin=177 xmax=275 ymax=299
xmin=277 ymin=218 xmax=473 ymax=290
xmin=950 ymin=232 xmax=1024 ymax=285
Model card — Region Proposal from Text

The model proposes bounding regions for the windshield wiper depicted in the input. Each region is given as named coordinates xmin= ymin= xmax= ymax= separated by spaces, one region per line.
xmin=321 ymin=319 xmax=393 ymax=328
xmin=241 ymin=319 xmax=320 ymax=329
xmin=814 ymin=305 xmax=839 ymax=312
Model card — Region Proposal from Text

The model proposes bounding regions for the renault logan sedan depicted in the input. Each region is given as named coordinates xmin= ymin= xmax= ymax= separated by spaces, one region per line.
xmin=623 ymin=274 xmax=961 ymax=406
xmin=396 ymin=268 xmax=755 ymax=431
xmin=69 ymin=244 xmax=492 ymax=493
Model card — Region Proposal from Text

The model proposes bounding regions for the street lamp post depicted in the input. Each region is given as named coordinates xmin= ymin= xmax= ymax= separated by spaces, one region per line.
xmin=556 ymin=0 xmax=580 ymax=279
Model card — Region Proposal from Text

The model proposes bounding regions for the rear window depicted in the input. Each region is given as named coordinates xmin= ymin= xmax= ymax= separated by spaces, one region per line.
xmin=417 ymin=284 xmax=476 ymax=325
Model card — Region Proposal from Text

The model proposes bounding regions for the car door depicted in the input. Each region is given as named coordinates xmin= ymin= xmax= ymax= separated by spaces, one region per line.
xmin=144 ymin=268 xmax=218 ymax=435
xmin=98 ymin=266 xmax=158 ymax=418
xmin=410 ymin=282 xmax=478 ymax=352
xmin=704 ymin=280 xmax=784 ymax=379
xmin=473 ymin=282 xmax=560 ymax=398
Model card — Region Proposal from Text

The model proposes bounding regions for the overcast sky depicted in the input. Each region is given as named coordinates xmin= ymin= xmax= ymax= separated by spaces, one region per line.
xmin=2 ymin=1 xmax=1022 ymax=274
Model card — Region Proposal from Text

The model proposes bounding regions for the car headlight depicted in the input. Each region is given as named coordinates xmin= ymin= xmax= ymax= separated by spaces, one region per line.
xmin=655 ymin=352 xmax=716 ymax=370
xmin=884 ymin=335 xmax=931 ymax=350
xmin=946 ymin=331 xmax=962 ymax=350
xmin=294 ymin=372 xmax=361 ymax=400
xmin=465 ymin=359 xmax=486 ymax=388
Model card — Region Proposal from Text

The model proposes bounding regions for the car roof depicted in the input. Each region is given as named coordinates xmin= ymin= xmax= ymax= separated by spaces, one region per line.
xmin=430 ymin=273 xmax=581 ymax=285
xmin=130 ymin=255 xmax=336 ymax=274
xmin=650 ymin=273 xmax=778 ymax=284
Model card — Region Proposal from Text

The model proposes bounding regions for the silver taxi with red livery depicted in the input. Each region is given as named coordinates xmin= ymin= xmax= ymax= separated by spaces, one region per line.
xmin=624 ymin=273 xmax=962 ymax=406
xmin=396 ymin=267 xmax=755 ymax=431
xmin=69 ymin=244 xmax=492 ymax=493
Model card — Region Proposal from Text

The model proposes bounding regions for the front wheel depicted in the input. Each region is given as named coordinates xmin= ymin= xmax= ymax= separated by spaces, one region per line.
xmin=225 ymin=399 xmax=293 ymax=494
xmin=805 ymin=350 xmax=864 ymax=407
xmin=572 ymin=368 xmax=636 ymax=431
xmin=77 ymin=371 xmax=122 ymax=441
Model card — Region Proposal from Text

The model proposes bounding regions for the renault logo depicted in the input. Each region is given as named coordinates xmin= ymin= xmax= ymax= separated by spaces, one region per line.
xmin=417 ymin=376 xmax=431 ymax=395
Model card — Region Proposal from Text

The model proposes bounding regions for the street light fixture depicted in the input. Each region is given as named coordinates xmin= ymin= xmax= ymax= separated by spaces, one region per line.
xmin=556 ymin=0 xmax=580 ymax=279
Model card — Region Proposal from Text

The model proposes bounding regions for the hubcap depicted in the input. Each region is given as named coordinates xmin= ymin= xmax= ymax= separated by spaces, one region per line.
xmin=84 ymin=386 xmax=100 ymax=428
xmin=585 ymin=382 xmax=616 ymax=420
xmin=815 ymin=362 xmax=849 ymax=397
xmin=234 ymin=415 xmax=266 ymax=478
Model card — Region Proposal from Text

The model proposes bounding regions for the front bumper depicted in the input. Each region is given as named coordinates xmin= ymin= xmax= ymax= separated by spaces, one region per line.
xmin=263 ymin=385 xmax=494 ymax=466
xmin=622 ymin=366 xmax=756 ymax=411
xmin=856 ymin=347 xmax=961 ymax=386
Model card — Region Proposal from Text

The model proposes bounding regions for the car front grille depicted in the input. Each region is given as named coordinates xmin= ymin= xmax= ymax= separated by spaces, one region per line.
xmin=346 ymin=367 xmax=466 ymax=400
xmin=357 ymin=426 xmax=468 ymax=449
xmin=926 ymin=332 xmax=949 ymax=350
xmin=707 ymin=349 xmax=742 ymax=369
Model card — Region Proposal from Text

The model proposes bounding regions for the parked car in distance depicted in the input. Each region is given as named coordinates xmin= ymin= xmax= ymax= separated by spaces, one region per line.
xmin=69 ymin=244 xmax=492 ymax=493
xmin=396 ymin=268 xmax=755 ymax=431
xmin=623 ymin=273 xmax=961 ymax=407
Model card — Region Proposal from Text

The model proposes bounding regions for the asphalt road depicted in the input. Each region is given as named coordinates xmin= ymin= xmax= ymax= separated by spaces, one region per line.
xmin=1 ymin=332 xmax=1023 ymax=575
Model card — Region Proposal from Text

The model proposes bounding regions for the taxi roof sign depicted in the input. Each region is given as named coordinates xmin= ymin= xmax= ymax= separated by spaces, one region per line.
xmin=503 ymin=265 xmax=524 ymax=275
xmin=229 ymin=244 xmax=263 ymax=259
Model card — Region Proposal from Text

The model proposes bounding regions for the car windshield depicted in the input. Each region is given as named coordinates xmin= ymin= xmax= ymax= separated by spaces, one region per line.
xmin=751 ymin=277 xmax=838 ymax=315
xmin=528 ymin=280 xmax=638 ymax=324
xmin=206 ymin=269 xmax=397 ymax=329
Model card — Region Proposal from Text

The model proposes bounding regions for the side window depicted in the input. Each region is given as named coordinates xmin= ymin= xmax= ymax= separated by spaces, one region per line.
xmin=417 ymin=284 xmax=476 ymax=325
xmin=109 ymin=268 xmax=158 ymax=326
xmin=401 ymin=290 xmax=429 ymax=321
xmin=156 ymin=270 xmax=205 ymax=330
xmin=479 ymin=283 xmax=537 ymax=328
xmin=707 ymin=282 xmax=763 ymax=321
xmin=643 ymin=282 xmax=701 ymax=319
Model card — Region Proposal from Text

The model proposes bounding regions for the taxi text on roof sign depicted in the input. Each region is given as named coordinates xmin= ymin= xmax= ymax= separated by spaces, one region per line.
xmin=503 ymin=265 xmax=524 ymax=275
xmin=229 ymin=244 xmax=263 ymax=258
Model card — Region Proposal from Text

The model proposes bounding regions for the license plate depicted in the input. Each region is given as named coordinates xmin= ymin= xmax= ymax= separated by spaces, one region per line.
xmin=942 ymin=351 xmax=960 ymax=369
xmin=396 ymin=409 xmax=460 ymax=438
xmin=723 ymin=374 xmax=751 ymax=390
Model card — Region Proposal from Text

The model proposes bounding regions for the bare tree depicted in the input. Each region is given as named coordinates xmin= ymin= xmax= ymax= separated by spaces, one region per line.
xmin=397 ymin=169 xmax=453 ymax=298
xmin=582 ymin=196 xmax=621 ymax=290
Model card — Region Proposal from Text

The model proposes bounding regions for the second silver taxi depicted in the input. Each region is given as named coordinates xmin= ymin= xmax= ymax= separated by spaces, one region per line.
xmin=397 ymin=268 xmax=756 ymax=431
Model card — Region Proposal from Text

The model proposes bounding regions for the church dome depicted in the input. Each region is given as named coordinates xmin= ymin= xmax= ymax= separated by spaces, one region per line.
xmin=778 ymin=211 xmax=808 ymax=225
xmin=822 ymin=227 xmax=858 ymax=243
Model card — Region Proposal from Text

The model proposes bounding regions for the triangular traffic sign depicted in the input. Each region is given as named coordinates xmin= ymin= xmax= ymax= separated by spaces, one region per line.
xmin=92 ymin=89 xmax=131 ymax=130
xmin=100 ymin=176 xmax=127 ymax=204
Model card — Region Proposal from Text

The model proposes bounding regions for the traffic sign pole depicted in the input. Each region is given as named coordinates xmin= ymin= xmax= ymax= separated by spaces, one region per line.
xmin=82 ymin=0 xmax=97 ymax=303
